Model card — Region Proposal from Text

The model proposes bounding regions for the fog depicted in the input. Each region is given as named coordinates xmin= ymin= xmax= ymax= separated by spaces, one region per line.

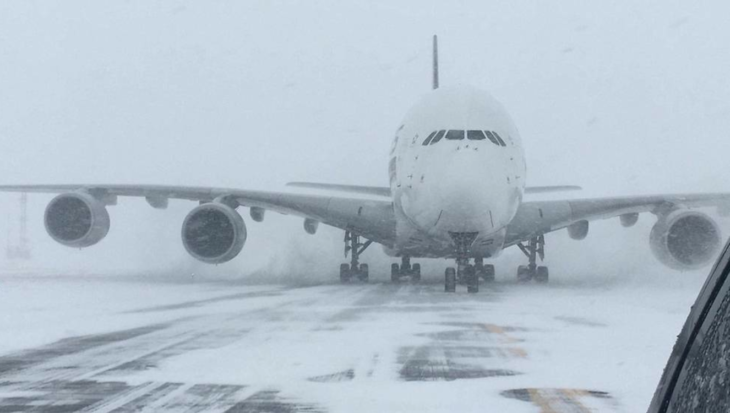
xmin=1 ymin=1 xmax=729 ymax=283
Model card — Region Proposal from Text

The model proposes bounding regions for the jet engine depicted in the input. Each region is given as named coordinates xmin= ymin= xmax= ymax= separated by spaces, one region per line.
xmin=650 ymin=209 xmax=721 ymax=271
xmin=567 ymin=220 xmax=589 ymax=240
xmin=304 ymin=218 xmax=319 ymax=235
xmin=44 ymin=192 xmax=111 ymax=248
xmin=181 ymin=202 xmax=246 ymax=264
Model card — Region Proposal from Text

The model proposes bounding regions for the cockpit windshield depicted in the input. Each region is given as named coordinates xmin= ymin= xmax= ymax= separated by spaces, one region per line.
xmin=445 ymin=130 xmax=465 ymax=140
xmin=422 ymin=129 xmax=505 ymax=146
xmin=467 ymin=130 xmax=487 ymax=140
xmin=485 ymin=131 xmax=501 ymax=146
xmin=428 ymin=130 xmax=446 ymax=145
xmin=421 ymin=131 xmax=438 ymax=146
xmin=492 ymin=131 xmax=507 ymax=146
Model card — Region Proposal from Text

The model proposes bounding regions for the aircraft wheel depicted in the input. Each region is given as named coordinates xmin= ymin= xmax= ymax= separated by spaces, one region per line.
xmin=411 ymin=263 xmax=421 ymax=282
xmin=340 ymin=263 xmax=351 ymax=283
xmin=358 ymin=264 xmax=369 ymax=282
xmin=465 ymin=265 xmax=479 ymax=293
xmin=517 ymin=265 xmax=532 ymax=283
xmin=391 ymin=263 xmax=400 ymax=283
xmin=478 ymin=264 xmax=496 ymax=283
xmin=535 ymin=266 xmax=549 ymax=283
xmin=445 ymin=267 xmax=456 ymax=292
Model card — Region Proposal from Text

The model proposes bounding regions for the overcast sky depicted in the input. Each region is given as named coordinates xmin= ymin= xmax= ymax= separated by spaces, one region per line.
xmin=1 ymin=1 xmax=729 ymax=278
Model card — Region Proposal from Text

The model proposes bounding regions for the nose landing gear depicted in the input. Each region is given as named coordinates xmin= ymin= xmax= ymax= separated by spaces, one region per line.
xmin=445 ymin=232 xmax=482 ymax=293
xmin=340 ymin=231 xmax=372 ymax=283
xmin=516 ymin=235 xmax=549 ymax=283
xmin=391 ymin=256 xmax=421 ymax=282
xmin=445 ymin=258 xmax=482 ymax=293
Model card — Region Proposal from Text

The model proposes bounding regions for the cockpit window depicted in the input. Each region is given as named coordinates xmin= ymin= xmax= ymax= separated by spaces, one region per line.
xmin=445 ymin=130 xmax=465 ymax=140
xmin=422 ymin=131 xmax=438 ymax=146
xmin=493 ymin=131 xmax=507 ymax=146
xmin=423 ymin=129 xmax=502 ymax=146
xmin=467 ymin=130 xmax=486 ymax=140
xmin=484 ymin=131 xmax=500 ymax=145
xmin=430 ymin=130 xmax=446 ymax=144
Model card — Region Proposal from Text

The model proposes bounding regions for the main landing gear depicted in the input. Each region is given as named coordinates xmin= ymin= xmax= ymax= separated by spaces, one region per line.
xmin=516 ymin=235 xmax=549 ymax=283
xmin=475 ymin=257 xmax=496 ymax=283
xmin=444 ymin=232 xmax=495 ymax=294
xmin=340 ymin=231 xmax=373 ymax=283
xmin=391 ymin=256 xmax=421 ymax=282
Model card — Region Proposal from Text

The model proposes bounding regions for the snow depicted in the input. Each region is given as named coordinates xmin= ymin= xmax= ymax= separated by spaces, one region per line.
xmin=0 ymin=274 xmax=705 ymax=412
xmin=0 ymin=275 xmax=281 ymax=355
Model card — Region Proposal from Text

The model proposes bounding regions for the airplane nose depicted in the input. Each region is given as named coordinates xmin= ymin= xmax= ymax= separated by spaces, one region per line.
xmin=431 ymin=161 xmax=494 ymax=232
xmin=403 ymin=150 xmax=508 ymax=234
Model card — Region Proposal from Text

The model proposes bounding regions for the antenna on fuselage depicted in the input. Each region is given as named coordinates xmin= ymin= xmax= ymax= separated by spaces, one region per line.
xmin=432 ymin=35 xmax=439 ymax=90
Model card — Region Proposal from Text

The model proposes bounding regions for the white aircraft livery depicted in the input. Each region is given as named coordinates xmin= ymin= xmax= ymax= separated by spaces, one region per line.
xmin=2 ymin=36 xmax=729 ymax=293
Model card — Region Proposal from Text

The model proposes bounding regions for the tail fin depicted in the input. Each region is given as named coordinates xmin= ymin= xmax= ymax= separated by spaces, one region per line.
xmin=432 ymin=35 xmax=439 ymax=90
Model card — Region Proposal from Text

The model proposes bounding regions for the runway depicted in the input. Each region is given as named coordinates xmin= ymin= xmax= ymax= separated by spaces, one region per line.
xmin=0 ymin=275 xmax=700 ymax=412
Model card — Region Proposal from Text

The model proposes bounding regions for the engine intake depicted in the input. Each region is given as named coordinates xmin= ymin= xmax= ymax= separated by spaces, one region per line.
xmin=182 ymin=202 xmax=246 ymax=264
xmin=650 ymin=210 xmax=721 ymax=271
xmin=44 ymin=192 xmax=110 ymax=248
xmin=304 ymin=218 xmax=319 ymax=235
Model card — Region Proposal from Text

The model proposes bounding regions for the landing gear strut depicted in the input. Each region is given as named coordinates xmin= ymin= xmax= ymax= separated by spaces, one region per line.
xmin=340 ymin=231 xmax=372 ymax=283
xmin=516 ymin=235 xmax=549 ymax=283
xmin=391 ymin=256 xmax=421 ymax=282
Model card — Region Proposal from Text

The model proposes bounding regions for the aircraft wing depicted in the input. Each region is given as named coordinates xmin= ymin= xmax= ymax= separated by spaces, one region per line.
xmin=0 ymin=184 xmax=397 ymax=247
xmin=505 ymin=193 xmax=730 ymax=246
xmin=286 ymin=182 xmax=581 ymax=197
xmin=523 ymin=185 xmax=582 ymax=194
xmin=286 ymin=182 xmax=391 ymax=197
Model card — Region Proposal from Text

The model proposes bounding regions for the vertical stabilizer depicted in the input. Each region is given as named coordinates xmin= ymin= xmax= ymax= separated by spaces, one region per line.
xmin=432 ymin=35 xmax=439 ymax=90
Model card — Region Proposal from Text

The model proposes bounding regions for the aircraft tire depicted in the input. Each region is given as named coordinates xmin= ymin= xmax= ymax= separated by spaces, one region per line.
xmin=340 ymin=263 xmax=351 ymax=283
xmin=466 ymin=265 xmax=479 ymax=293
xmin=411 ymin=263 xmax=421 ymax=282
xmin=391 ymin=263 xmax=400 ymax=283
xmin=535 ymin=266 xmax=549 ymax=283
xmin=445 ymin=268 xmax=456 ymax=292
xmin=359 ymin=264 xmax=369 ymax=282
xmin=480 ymin=264 xmax=496 ymax=283
xmin=517 ymin=265 xmax=532 ymax=282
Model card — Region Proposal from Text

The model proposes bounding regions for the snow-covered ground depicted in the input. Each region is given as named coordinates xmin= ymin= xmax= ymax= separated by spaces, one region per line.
xmin=0 ymin=273 xmax=704 ymax=412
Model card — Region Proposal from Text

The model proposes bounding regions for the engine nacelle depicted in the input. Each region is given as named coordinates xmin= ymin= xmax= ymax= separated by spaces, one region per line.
xmin=620 ymin=213 xmax=639 ymax=227
xmin=250 ymin=207 xmax=265 ymax=222
xmin=44 ymin=192 xmax=110 ymax=248
xmin=303 ymin=218 xmax=319 ymax=235
xmin=181 ymin=202 xmax=246 ymax=264
xmin=567 ymin=220 xmax=589 ymax=240
xmin=650 ymin=210 xmax=721 ymax=271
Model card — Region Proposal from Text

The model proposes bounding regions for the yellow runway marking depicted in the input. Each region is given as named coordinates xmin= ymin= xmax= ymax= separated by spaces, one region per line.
xmin=482 ymin=323 xmax=527 ymax=358
xmin=482 ymin=323 xmax=520 ymax=343
xmin=508 ymin=347 xmax=528 ymax=358
xmin=527 ymin=388 xmax=592 ymax=413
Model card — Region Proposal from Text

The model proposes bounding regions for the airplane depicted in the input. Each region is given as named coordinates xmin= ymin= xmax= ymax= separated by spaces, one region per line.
xmin=1 ymin=36 xmax=729 ymax=293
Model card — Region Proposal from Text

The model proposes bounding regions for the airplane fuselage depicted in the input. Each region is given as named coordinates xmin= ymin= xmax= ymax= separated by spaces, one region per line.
xmin=388 ymin=86 xmax=526 ymax=258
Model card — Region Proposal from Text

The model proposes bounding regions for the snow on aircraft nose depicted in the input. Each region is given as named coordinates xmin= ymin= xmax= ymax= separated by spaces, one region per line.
xmin=403 ymin=149 xmax=506 ymax=235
